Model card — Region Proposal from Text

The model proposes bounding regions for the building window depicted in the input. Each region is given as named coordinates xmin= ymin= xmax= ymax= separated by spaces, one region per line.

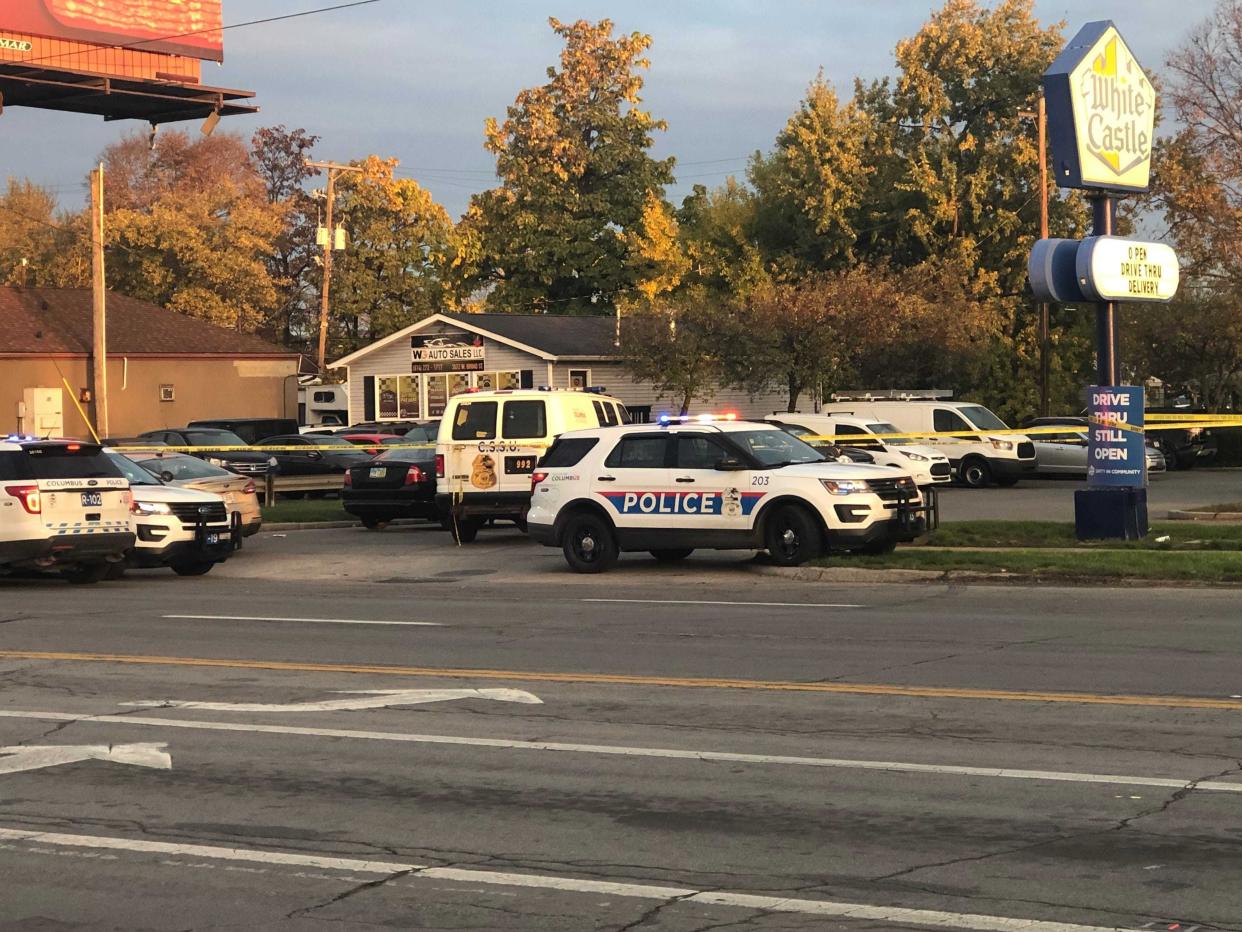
xmin=159 ymin=384 xmax=175 ymax=402
xmin=569 ymin=369 xmax=591 ymax=389
xmin=474 ymin=371 xmax=521 ymax=391
xmin=376 ymin=375 xmax=420 ymax=420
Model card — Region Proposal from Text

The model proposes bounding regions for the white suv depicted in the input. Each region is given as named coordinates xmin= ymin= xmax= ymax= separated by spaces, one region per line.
xmin=0 ymin=437 xmax=134 ymax=584
xmin=764 ymin=414 xmax=952 ymax=487
xmin=527 ymin=419 xmax=931 ymax=573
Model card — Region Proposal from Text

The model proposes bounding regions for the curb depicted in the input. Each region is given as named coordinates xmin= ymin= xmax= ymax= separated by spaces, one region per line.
xmin=750 ymin=564 xmax=956 ymax=584
xmin=749 ymin=563 xmax=1236 ymax=589
xmin=1166 ymin=510 xmax=1242 ymax=522
xmin=261 ymin=518 xmax=424 ymax=532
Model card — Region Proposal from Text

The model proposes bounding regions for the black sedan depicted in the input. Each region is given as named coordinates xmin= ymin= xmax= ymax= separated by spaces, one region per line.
xmin=343 ymin=448 xmax=438 ymax=530
xmin=257 ymin=434 xmax=374 ymax=476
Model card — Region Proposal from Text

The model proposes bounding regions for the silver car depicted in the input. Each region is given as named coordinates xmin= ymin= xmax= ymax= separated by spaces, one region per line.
xmin=1033 ymin=429 xmax=1167 ymax=477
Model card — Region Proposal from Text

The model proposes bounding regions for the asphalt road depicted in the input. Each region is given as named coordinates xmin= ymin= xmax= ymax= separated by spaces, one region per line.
xmin=1 ymin=526 xmax=1241 ymax=931
xmin=938 ymin=467 xmax=1241 ymax=522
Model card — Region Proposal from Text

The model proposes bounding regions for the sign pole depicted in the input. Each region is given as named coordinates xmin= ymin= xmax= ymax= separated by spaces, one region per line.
xmin=1090 ymin=195 xmax=1118 ymax=386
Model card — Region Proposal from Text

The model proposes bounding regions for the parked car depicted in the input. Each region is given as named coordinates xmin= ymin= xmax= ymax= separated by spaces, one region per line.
xmin=343 ymin=447 xmax=438 ymax=530
xmin=341 ymin=420 xmax=439 ymax=440
xmin=1023 ymin=417 xmax=1167 ymax=477
xmin=189 ymin=418 xmax=299 ymax=445
xmin=130 ymin=451 xmax=262 ymax=536
xmin=766 ymin=414 xmax=952 ymax=487
xmin=767 ymin=421 xmax=877 ymax=464
xmin=1144 ymin=406 xmax=1220 ymax=469
xmin=0 ymin=437 xmax=133 ymax=584
xmin=105 ymin=452 xmax=235 ymax=576
xmin=137 ymin=428 xmax=272 ymax=477
xmin=335 ymin=432 xmax=403 ymax=456
xmin=256 ymin=434 xmax=373 ymax=476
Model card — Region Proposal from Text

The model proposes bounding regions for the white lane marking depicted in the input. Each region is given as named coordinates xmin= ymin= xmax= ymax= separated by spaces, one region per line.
xmin=580 ymin=599 xmax=863 ymax=609
xmin=0 ymin=743 xmax=170 ymax=776
xmin=2 ymin=710 xmax=1237 ymax=794
xmin=120 ymin=688 xmax=542 ymax=713
xmin=164 ymin=615 xmax=443 ymax=627
xmin=0 ymin=826 xmax=1131 ymax=931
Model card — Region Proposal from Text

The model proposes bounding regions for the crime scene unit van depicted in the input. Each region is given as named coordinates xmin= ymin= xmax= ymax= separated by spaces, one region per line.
xmin=764 ymin=413 xmax=952 ymax=487
xmin=819 ymin=396 xmax=1036 ymax=489
xmin=0 ymin=437 xmax=134 ymax=584
xmin=527 ymin=417 xmax=932 ymax=573
xmin=107 ymin=452 xmax=237 ymax=577
xmin=436 ymin=388 xmax=630 ymax=542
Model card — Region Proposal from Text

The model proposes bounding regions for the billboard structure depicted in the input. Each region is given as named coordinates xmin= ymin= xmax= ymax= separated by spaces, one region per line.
xmin=0 ymin=0 xmax=254 ymax=124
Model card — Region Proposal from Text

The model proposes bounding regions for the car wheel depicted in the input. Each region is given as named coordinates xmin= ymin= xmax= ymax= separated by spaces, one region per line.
xmin=361 ymin=517 xmax=390 ymax=530
xmin=764 ymin=505 xmax=821 ymax=566
xmin=513 ymin=516 xmax=529 ymax=533
xmin=450 ymin=518 xmax=482 ymax=544
xmin=650 ymin=548 xmax=694 ymax=562
xmin=104 ymin=563 xmax=126 ymax=581
xmin=170 ymin=560 xmax=215 ymax=577
xmin=62 ymin=563 xmax=110 ymax=585
xmin=959 ymin=456 xmax=992 ymax=488
xmin=561 ymin=512 xmax=618 ymax=573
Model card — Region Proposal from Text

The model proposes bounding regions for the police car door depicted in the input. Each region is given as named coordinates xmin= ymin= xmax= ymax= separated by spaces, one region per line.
xmin=671 ymin=432 xmax=753 ymax=533
xmin=593 ymin=433 xmax=672 ymax=533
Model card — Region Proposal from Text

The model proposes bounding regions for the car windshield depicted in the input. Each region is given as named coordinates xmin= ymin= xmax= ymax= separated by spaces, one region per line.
xmin=869 ymin=421 xmax=915 ymax=446
xmin=959 ymin=406 xmax=1010 ymax=431
xmin=106 ymin=452 xmax=162 ymax=486
xmin=135 ymin=454 xmax=231 ymax=481
xmin=186 ymin=430 xmax=247 ymax=447
xmin=300 ymin=435 xmax=355 ymax=447
xmin=729 ymin=429 xmax=824 ymax=468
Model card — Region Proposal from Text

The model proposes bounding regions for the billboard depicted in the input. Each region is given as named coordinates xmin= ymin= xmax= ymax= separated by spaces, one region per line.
xmin=3 ymin=0 xmax=223 ymax=62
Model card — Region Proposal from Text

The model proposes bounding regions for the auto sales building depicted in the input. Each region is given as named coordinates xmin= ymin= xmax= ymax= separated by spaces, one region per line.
xmin=330 ymin=313 xmax=786 ymax=423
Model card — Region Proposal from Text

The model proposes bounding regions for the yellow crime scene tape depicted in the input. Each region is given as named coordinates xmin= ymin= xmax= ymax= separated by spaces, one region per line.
xmin=107 ymin=418 xmax=1239 ymax=455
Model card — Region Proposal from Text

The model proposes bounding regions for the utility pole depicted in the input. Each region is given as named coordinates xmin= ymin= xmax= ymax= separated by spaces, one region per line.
xmin=89 ymin=162 xmax=109 ymax=438
xmin=305 ymin=160 xmax=363 ymax=375
xmin=1021 ymin=94 xmax=1052 ymax=416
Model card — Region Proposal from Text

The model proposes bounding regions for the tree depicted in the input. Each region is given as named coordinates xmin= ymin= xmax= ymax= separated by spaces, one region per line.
xmin=251 ymin=125 xmax=322 ymax=345
xmin=470 ymin=18 xmax=675 ymax=314
xmin=748 ymin=72 xmax=875 ymax=270
xmin=626 ymin=191 xmax=690 ymax=301
xmin=622 ymin=294 xmax=727 ymax=414
xmin=323 ymin=156 xmax=459 ymax=357
xmin=676 ymin=181 xmax=769 ymax=298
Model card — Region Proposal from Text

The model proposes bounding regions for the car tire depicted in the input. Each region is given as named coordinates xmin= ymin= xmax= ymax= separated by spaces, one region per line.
xmin=959 ymin=456 xmax=992 ymax=488
xmin=361 ymin=517 xmax=390 ymax=530
xmin=764 ymin=505 xmax=822 ymax=567
xmin=104 ymin=563 xmax=126 ymax=581
xmin=170 ymin=560 xmax=215 ymax=577
xmin=450 ymin=518 xmax=482 ymax=544
xmin=561 ymin=512 xmax=618 ymax=573
xmin=513 ymin=516 xmax=529 ymax=533
xmin=650 ymin=548 xmax=694 ymax=562
xmin=62 ymin=563 xmax=110 ymax=585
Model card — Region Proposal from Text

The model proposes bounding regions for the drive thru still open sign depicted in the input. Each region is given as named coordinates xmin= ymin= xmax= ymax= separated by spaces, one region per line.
xmin=1088 ymin=385 xmax=1146 ymax=488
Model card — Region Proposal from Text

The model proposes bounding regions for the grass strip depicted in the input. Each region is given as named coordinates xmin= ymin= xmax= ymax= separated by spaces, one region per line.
xmin=261 ymin=498 xmax=352 ymax=524
xmin=818 ymin=548 xmax=1242 ymax=583
xmin=926 ymin=520 xmax=1242 ymax=550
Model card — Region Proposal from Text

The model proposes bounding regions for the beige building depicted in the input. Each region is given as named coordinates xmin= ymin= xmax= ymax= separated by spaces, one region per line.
xmin=331 ymin=312 xmax=787 ymax=424
xmin=1 ymin=287 xmax=303 ymax=439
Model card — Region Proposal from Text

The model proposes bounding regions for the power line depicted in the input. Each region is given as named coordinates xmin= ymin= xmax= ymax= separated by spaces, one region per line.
xmin=14 ymin=0 xmax=384 ymax=69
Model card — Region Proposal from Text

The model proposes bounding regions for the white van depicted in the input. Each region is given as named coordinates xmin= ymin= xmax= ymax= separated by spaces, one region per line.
xmin=764 ymin=413 xmax=952 ymax=487
xmin=818 ymin=399 xmax=1036 ymax=488
xmin=436 ymin=388 xmax=629 ymax=541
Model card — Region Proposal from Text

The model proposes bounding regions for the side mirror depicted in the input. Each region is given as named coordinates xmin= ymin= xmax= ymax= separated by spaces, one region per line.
xmin=160 ymin=471 xmax=175 ymax=483
xmin=715 ymin=457 xmax=747 ymax=471
xmin=308 ymin=450 xmax=323 ymax=460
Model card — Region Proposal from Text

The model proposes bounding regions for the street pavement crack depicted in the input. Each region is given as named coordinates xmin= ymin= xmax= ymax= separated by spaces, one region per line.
xmin=284 ymin=868 xmax=415 ymax=922
xmin=609 ymin=891 xmax=700 ymax=932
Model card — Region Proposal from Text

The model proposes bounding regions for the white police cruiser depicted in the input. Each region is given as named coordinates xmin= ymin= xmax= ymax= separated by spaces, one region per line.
xmin=527 ymin=417 xmax=931 ymax=573
xmin=0 ymin=436 xmax=134 ymax=584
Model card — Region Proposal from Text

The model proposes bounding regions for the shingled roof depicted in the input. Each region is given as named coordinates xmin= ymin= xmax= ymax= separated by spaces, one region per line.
xmin=437 ymin=312 xmax=618 ymax=357
xmin=0 ymin=287 xmax=298 ymax=357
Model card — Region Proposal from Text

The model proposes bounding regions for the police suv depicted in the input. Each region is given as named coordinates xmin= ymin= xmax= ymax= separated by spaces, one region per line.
xmin=527 ymin=417 xmax=930 ymax=573
xmin=0 ymin=437 xmax=134 ymax=584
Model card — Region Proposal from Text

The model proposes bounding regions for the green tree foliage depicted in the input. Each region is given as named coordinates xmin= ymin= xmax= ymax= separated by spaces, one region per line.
xmin=469 ymin=18 xmax=674 ymax=314
xmin=622 ymin=293 xmax=727 ymax=414
xmin=0 ymin=179 xmax=89 ymax=288
xmin=324 ymin=156 xmax=459 ymax=357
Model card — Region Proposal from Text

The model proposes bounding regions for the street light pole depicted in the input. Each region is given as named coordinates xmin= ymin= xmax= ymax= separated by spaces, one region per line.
xmin=305 ymin=160 xmax=364 ymax=375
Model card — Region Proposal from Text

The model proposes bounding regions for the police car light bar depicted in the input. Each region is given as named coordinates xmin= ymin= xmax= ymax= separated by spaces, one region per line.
xmin=657 ymin=413 xmax=739 ymax=426
xmin=5 ymin=434 xmax=38 ymax=443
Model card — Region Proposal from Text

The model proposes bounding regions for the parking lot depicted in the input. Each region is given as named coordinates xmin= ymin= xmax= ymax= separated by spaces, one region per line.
xmin=1 ymin=465 xmax=1241 ymax=930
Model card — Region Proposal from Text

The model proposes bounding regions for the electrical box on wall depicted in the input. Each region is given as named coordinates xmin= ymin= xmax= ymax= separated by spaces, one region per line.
xmin=21 ymin=387 xmax=64 ymax=438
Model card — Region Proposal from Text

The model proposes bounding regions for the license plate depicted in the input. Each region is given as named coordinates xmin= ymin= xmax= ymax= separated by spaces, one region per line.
xmin=80 ymin=492 xmax=102 ymax=507
xmin=369 ymin=467 xmax=386 ymax=479
xmin=504 ymin=456 xmax=537 ymax=474
xmin=205 ymin=533 xmax=220 ymax=546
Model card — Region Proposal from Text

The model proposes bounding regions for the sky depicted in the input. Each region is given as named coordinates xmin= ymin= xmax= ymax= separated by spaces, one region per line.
xmin=0 ymin=0 xmax=1219 ymax=218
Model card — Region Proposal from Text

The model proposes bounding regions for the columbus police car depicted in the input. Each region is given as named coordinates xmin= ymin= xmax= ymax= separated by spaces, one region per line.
xmin=527 ymin=417 xmax=932 ymax=573
xmin=0 ymin=436 xmax=134 ymax=584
